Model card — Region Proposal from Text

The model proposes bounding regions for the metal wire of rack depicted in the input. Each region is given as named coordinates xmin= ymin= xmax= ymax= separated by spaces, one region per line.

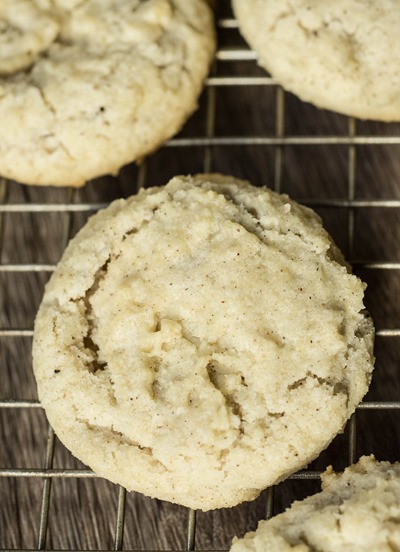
xmin=2 ymin=1 xmax=400 ymax=550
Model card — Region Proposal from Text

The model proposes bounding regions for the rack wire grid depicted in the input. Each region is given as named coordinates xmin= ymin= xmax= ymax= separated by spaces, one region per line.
xmin=2 ymin=1 xmax=400 ymax=550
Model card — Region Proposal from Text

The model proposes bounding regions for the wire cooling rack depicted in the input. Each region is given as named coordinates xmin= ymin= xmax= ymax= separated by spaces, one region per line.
xmin=2 ymin=1 xmax=400 ymax=550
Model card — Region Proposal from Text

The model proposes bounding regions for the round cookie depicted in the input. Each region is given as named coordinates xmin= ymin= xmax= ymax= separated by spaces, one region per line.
xmin=230 ymin=456 xmax=400 ymax=551
xmin=232 ymin=0 xmax=400 ymax=121
xmin=33 ymin=174 xmax=374 ymax=510
xmin=0 ymin=0 xmax=215 ymax=186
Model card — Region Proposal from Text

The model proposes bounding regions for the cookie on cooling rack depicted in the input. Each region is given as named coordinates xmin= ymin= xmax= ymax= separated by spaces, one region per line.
xmin=33 ymin=174 xmax=374 ymax=510
xmin=0 ymin=0 xmax=215 ymax=186
xmin=232 ymin=0 xmax=400 ymax=121
xmin=230 ymin=456 xmax=400 ymax=551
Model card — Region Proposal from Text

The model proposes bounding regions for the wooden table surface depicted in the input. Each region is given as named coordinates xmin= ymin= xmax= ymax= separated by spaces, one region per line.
xmin=1 ymin=1 xmax=400 ymax=549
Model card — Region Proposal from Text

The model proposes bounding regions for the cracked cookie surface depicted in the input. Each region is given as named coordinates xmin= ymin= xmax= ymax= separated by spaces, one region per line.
xmin=232 ymin=0 xmax=400 ymax=121
xmin=0 ymin=0 xmax=215 ymax=186
xmin=230 ymin=456 xmax=400 ymax=551
xmin=33 ymin=174 xmax=374 ymax=510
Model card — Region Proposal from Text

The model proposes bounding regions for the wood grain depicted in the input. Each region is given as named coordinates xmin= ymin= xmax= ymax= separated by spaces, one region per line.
xmin=1 ymin=0 xmax=400 ymax=548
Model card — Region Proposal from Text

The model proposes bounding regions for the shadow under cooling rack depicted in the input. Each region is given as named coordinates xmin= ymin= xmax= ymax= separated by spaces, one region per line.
xmin=2 ymin=3 xmax=400 ymax=551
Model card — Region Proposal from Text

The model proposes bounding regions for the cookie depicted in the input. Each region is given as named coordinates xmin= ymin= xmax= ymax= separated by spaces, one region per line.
xmin=0 ymin=0 xmax=215 ymax=186
xmin=232 ymin=0 xmax=400 ymax=121
xmin=33 ymin=174 xmax=374 ymax=510
xmin=230 ymin=456 xmax=400 ymax=551
xmin=0 ymin=1 xmax=59 ymax=75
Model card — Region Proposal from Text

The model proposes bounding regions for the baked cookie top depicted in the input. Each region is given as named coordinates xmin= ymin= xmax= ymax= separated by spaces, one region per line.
xmin=33 ymin=174 xmax=374 ymax=510
xmin=232 ymin=0 xmax=400 ymax=121
xmin=231 ymin=456 xmax=400 ymax=551
xmin=0 ymin=0 xmax=215 ymax=186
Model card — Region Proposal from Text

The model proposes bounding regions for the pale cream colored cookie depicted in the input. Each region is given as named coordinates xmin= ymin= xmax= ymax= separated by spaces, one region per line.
xmin=0 ymin=0 xmax=215 ymax=186
xmin=232 ymin=0 xmax=400 ymax=121
xmin=231 ymin=456 xmax=400 ymax=551
xmin=0 ymin=0 xmax=59 ymax=75
xmin=33 ymin=174 xmax=374 ymax=510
